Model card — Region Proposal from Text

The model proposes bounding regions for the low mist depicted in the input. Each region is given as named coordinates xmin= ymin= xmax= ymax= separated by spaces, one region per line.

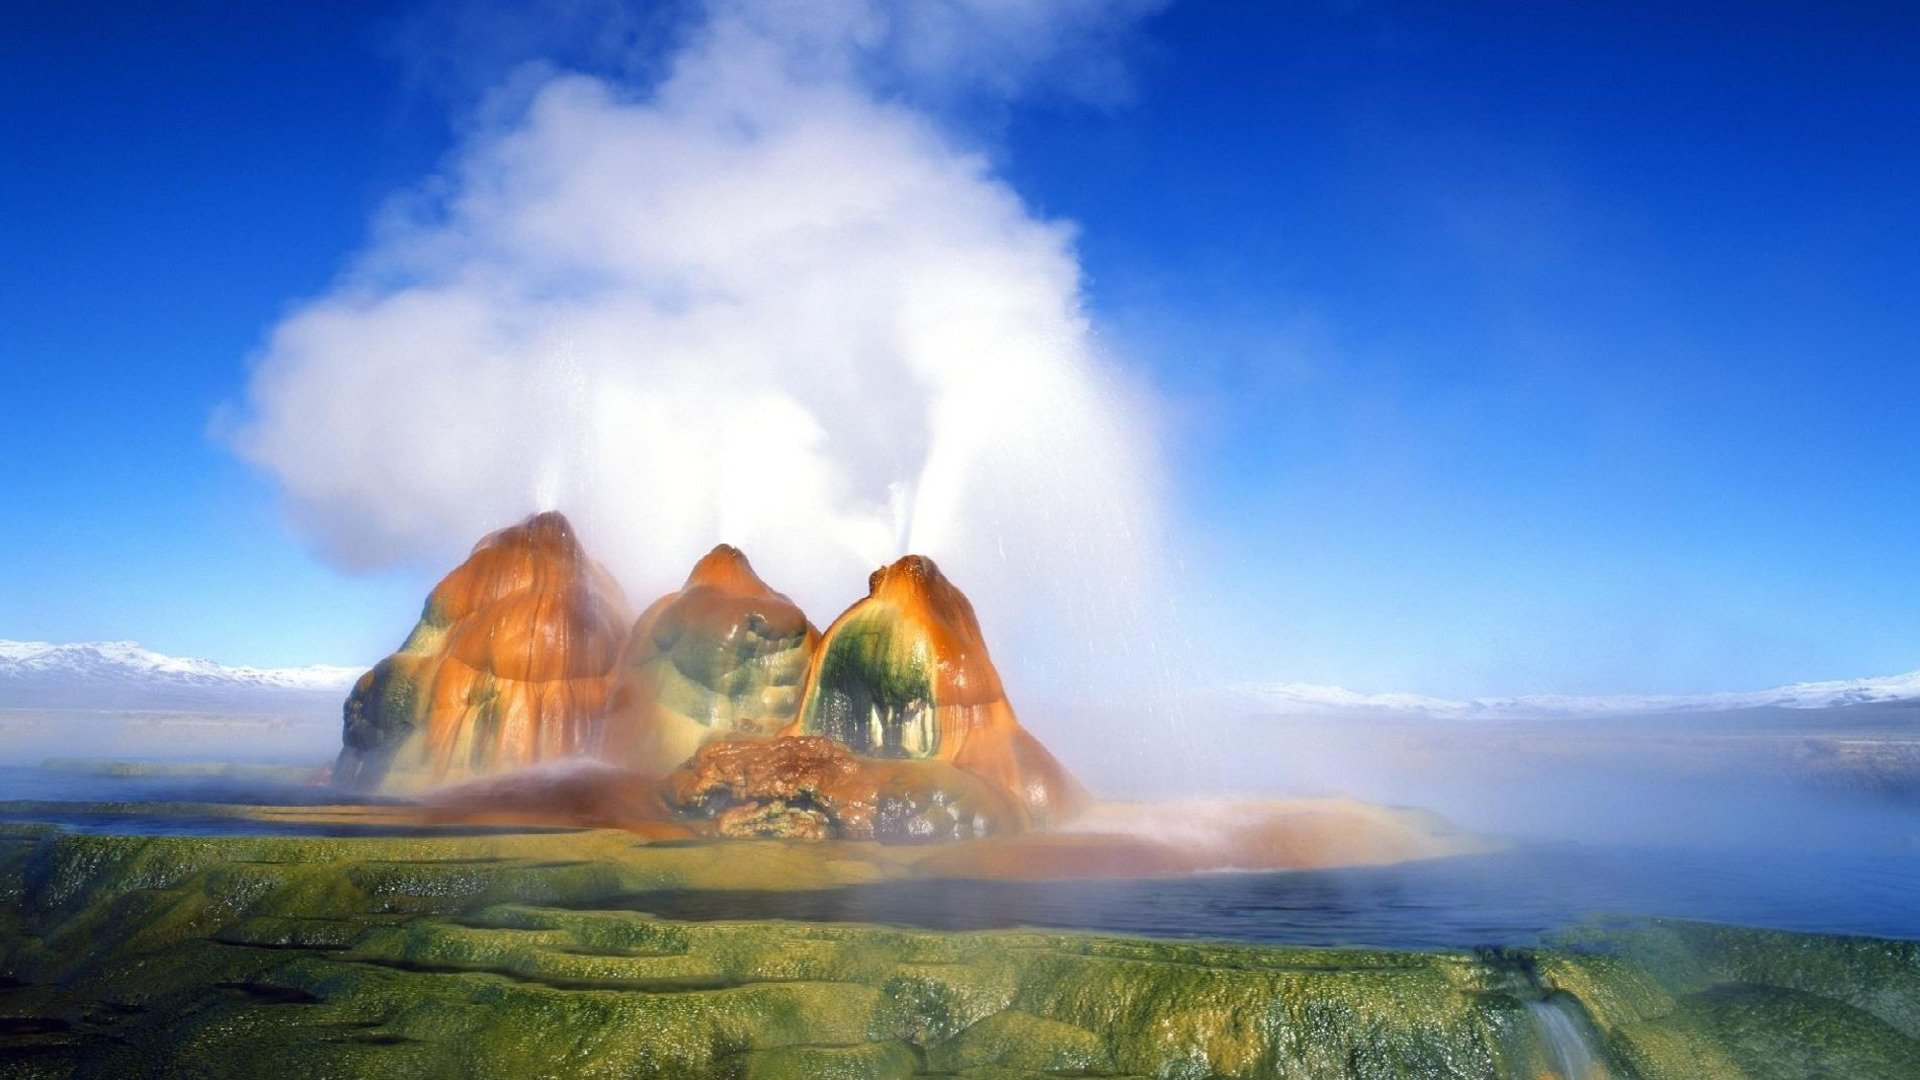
xmin=192 ymin=0 xmax=1920 ymax=929
xmin=1057 ymin=695 xmax=1920 ymax=860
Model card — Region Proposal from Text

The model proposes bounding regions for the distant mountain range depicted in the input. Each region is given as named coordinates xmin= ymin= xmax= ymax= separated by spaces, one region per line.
xmin=1230 ymin=669 xmax=1920 ymax=720
xmin=0 ymin=640 xmax=362 ymax=712
xmin=6 ymin=637 xmax=1919 ymax=723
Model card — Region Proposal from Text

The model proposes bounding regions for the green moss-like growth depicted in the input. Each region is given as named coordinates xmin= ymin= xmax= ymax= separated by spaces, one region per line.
xmin=630 ymin=599 xmax=816 ymax=739
xmin=1687 ymin=983 xmax=1920 ymax=1080
xmin=646 ymin=609 xmax=812 ymax=718
xmin=925 ymin=1009 xmax=1111 ymax=1072
xmin=1 ymin=827 xmax=1916 ymax=1078
xmin=805 ymin=616 xmax=937 ymax=759
xmin=337 ymin=657 xmax=426 ymax=789
xmin=737 ymin=1041 xmax=921 ymax=1080
xmin=1546 ymin=918 xmax=1920 ymax=1080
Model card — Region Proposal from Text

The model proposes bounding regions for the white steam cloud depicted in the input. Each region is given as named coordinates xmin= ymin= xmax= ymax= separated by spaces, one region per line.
xmin=232 ymin=0 xmax=1172 ymax=700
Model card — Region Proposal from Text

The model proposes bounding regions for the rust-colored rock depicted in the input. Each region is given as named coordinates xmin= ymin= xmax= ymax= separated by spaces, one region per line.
xmin=664 ymin=735 xmax=1022 ymax=843
xmin=785 ymin=555 xmax=1088 ymax=826
xmin=665 ymin=733 xmax=861 ymax=807
xmin=605 ymin=545 xmax=818 ymax=775
xmin=334 ymin=511 xmax=632 ymax=792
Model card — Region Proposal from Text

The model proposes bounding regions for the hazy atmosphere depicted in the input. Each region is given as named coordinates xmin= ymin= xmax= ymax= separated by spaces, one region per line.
xmin=8 ymin=1 xmax=1919 ymax=703
xmin=7 ymin=0 xmax=1920 ymax=861
xmin=5 ymin=5 xmax=1920 ymax=1078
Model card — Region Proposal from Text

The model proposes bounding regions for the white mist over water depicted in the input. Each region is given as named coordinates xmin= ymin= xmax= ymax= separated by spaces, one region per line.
xmin=231 ymin=0 xmax=1176 ymax=712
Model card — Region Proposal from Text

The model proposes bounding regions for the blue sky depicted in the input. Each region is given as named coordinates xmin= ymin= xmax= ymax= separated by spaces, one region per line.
xmin=3 ymin=1 xmax=1917 ymax=696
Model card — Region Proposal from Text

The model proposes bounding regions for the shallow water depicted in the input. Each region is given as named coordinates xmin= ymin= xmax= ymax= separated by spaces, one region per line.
xmin=1527 ymin=998 xmax=1601 ymax=1080
xmin=0 ymin=763 xmax=368 ymax=807
xmin=0 ymin=764 xmax=504 ymax=836
xmin=0 ymin=810 xmax=567 ymax=838
xmin=585 ymin=842 xmax=1920 ymax=949
xmin=3 ymin=763 xmax=1915 ymax=949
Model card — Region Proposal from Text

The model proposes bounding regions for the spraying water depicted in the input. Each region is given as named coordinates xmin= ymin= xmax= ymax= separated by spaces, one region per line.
xmin=231 ymin=1 xmax=1170 ymax=717
xmin=1526 ymin=999 xmax=1605 ymax=1080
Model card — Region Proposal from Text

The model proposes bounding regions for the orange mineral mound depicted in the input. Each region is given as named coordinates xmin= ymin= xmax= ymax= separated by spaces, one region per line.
xmin=605 ymin=545 xmax=820 ymax=775
xmin=786 ymin=555 xmax=1087 ymax=827
xmin=334 ymin=511 xmax=632 ymax=793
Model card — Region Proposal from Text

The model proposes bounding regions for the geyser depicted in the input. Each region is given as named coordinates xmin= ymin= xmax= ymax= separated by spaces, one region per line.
xmin=230 ymin=2 xmax=1170 ymax=714
xmin=336 ymin=517 xmax=1083 ymax=840
xmin=334 ymin=512 xmax=632 ymax=792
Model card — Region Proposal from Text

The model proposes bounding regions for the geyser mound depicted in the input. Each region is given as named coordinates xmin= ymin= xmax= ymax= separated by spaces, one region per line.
xmin=337 ymin=525 xmax=1076 ymax=839
xmin=312 ymin=520 xmax=1490 ymax=871
xmin=335 ymin=512 xmax=632 ymax=792
xmin=786 ymin=554 xmax=1088 ymax=827
xmin=605 ymin=544 xmax=819 ymax=775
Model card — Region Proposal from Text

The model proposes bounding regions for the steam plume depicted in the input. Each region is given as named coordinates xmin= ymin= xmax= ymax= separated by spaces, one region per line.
xmin=231 ymin=0 xmax=1171 ymax=699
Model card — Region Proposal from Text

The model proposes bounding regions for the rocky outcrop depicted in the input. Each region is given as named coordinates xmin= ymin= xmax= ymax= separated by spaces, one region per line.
xmin=662 ymin=735 xmax=1021 ymax=843
xmin=786 ymin=555 xmax=1087 ymax=826
xmin=334 ymin=512 xmax=632 ymax=792
xmin=333 ymin=529 xmax=1085 ymax=834
xmin=604 ymin=546 xmax=817 ymax=775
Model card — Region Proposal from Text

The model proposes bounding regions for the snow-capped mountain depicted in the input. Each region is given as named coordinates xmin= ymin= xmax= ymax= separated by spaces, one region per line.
xmin=1229 ymin=668 xmax=1920 ymax=721
xmin=0 ymin=640 xmax=362 ymax=711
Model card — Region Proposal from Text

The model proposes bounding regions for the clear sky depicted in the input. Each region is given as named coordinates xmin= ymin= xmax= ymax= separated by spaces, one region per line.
xmin=3 ymin=1 xmax=1917 ymax=697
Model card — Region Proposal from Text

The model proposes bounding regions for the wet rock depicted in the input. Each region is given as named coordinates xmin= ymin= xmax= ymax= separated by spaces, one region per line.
xmin=664 ymin=733 xmax=862 ymax=810
xmin=663 ymin=735 xmax=1022 ymax=843
xmin=334 ymin=512 xmax=632 ymax=792
xmin=787 ymin=555 xmax=1088 ymax=826
xmin=854 ymin=757 xmax=1025 ymax=844
xmin=606 ymin=545 xmax=819 ymax=776
xmin=712 ymin=801 xmax=832 ymax=841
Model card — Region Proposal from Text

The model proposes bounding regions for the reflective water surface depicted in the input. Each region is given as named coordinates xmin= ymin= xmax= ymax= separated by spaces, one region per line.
xmin=2 ymin=762 xmax=1914 ymax=950
xmin=584 ymin=842 xmax=1920 ymax=950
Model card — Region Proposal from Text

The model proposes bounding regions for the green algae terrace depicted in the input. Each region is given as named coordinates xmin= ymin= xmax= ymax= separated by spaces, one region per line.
xmin=2 ymin=825 xmax=1917 ymax=1079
